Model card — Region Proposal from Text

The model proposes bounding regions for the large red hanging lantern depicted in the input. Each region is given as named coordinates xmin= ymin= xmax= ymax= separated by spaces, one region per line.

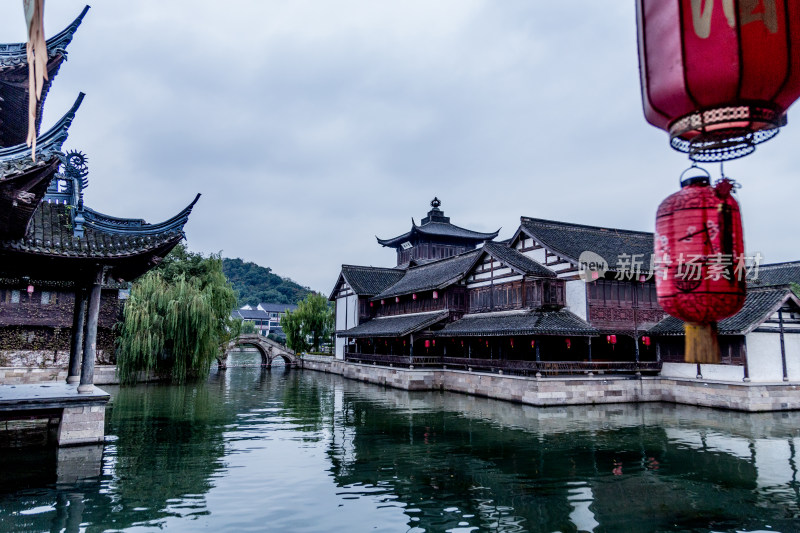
xmin=637 ymin=0 xmax=800 ymax=161
xmin=655 ymin=173 xmax=746 ymax=362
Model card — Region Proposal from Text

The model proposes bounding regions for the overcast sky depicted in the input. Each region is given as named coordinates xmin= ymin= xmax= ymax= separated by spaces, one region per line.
xmin=2 ymin=2 xmax=799 ymax=294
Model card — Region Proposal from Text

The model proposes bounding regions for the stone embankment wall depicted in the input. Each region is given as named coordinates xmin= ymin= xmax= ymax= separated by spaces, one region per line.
xmin=300 ymin=355 xmax=800 ymax=412
xmin=1 ymin=365 xmax=127 ymax=385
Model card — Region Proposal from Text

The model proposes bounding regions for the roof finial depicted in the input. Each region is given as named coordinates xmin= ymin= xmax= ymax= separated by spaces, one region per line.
xmin=431 ymin=197 xmax=441 ymax=209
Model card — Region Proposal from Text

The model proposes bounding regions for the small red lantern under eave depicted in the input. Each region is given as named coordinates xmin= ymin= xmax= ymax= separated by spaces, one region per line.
xmin=370 ymin=301 xmax=373 ymax=307
xmin=412 ymin=293 xmax=417 ymax=300
xmin=26 ymin=285 xmax=34 ymax=295
xmin=655 ymin=175 xmax=745 ymax=363
xmin=608 ymin=335 xmax=617 ymax=345
xmin=395 ymin=296 xmax=400 ymax=303
xmin=637 ymin=0 xmax=800 ymax=161
xmin=531 ymin=339 xmax=535 ymax=349
xmin=565 ymin=338 xmax=571 ymax=350
xmin=432 ymin=291 xmax=438 ymax=299
xmin=642 ymin=336 xmax=651 ymax=347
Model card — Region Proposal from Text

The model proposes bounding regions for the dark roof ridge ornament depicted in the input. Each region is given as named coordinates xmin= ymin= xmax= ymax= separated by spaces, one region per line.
xmin=431 ymin=197 xmax=441 ymax=209
xmin=422 ymin=197 xmax=449 ymax=225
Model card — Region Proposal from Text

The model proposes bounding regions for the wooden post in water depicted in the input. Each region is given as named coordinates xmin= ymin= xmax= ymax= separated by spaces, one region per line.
xmin=67 ymin=287 xmax=87 ymax=384
xmin=78 ymin=269 xmax=104 ymax=393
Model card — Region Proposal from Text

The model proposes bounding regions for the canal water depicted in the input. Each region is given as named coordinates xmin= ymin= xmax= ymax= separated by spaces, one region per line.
xmin=2 ymin=362 xmax=800 ymax=532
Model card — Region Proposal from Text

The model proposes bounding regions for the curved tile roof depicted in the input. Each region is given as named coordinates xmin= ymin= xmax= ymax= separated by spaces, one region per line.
xmin=749 ymin=261 xmax=800 ymax=288
xmin=0 ymin=6 xmax=89 ymax=147
xmin=372 ymin=249 xmax=481 ymax=300
xmin=337 ymin=310 xmax=449 ymax=338
xmin=436 ymin=309 xmax=597 ymax=337
xmin=377 ymin=200 xmax=498 ymax=248
xmin=480 ymin=242 xmax=556 ymax=278
xmin=649 ymin=286 xmax=798 ymax=336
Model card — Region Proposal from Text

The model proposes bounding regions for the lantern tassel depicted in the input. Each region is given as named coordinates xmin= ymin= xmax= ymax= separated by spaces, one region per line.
xmin=684 ymin=322 xmax=720 ymax=364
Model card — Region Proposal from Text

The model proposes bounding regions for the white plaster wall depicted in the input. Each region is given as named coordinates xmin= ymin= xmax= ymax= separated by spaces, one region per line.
xmin=784 ymin=334 xmax=800 ymax=381
xmin=335 ymin=296 xmax=348 ymax=331
xmin=747 ymin=332 xmax=786 ymax=382
xmin=565 ymin=280 xmax=588 ymax=321
xmin=660 ymin=362 xmax=698 ymax=379
xmin=334 ymin=294 xmax=358 ymax=360
xmin=523 ymin=248 xmax=547 ymax=264
xmin=335 ymin=337 xmax=346 ymax=360
xmin=699 ymin=364 xmax=746 ymax=382
xmin=348 ymin=295 xmax=358 ymax=331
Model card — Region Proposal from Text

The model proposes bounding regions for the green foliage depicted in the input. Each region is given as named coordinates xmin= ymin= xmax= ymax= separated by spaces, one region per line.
xmin=240 ymin=320 xmax=257 ymax=335
xmin=222 ymin=258 xmax=312 ymax=307
xmin=282 ymin=293 xmax=334 ymax=353
xmin=792 ymin=283 xmax=800 ymax=299
xmin=116 ymin=245 xmax=238 ymax=385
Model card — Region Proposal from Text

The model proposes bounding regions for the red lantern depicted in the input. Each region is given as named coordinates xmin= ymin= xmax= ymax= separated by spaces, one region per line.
xmin=433 ymin=291 xmax=438 ymax=299
xmin=381 ymin=299 xmax=385 ymax=305
xmin=642 ymin=336 xmax=651 ymax=347
xmin=608 ymin=335 xmax=617 ymax=345
xmin=412 ymin=293 xmax=417 ymax=300
xmin=432 ymin=340 xmax=436 ymax=347
xmin=655 ymin=175 xmax=746 ymax=362
xmin=565 ymin=338 xmax=571 ymax=350
xmin=395 ymin=296 xmax=400 ymax=303
xmin=26 ymin=285 xmax=34 ymax=295
xmin=425 ymin=340 xmax=430 ymax=348
xmin=531 ymin=339 xmax=535 ymax=348
xmin=370 ymin=301 xmax=373 ymax=307
xmin=637 ymin=0 xmax=800 ymax=161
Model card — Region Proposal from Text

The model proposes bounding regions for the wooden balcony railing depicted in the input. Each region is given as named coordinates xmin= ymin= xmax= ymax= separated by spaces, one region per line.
xmin=343 ymin=352 xmax=662 ymax=376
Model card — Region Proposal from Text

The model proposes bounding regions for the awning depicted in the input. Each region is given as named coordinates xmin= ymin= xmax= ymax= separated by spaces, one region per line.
xmin=434 ymin=310 xmax=597 ymax=337
xmin=337 ymin=311 xmax=449 ymax=338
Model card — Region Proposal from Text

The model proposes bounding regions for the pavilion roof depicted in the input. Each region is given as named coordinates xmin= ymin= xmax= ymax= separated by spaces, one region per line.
xmin=336 ymin=310 xmax=449 ymax=338
xmin=0 ymin=195 xmax=199 ymax=282
xmin=372 ymin=249 xmax=481 ymax=301
xmin=435 ymin=309 xmax=597 ymax=337
xmin=516 ymin=216 xmax=653 ymax=272
xmin=648 ymin=286 xmax=800 ymax=336
xmin=0 ymin=6 xmax=89 ymax=147
xmin=376 ymin=199 xmax=499 ymax=248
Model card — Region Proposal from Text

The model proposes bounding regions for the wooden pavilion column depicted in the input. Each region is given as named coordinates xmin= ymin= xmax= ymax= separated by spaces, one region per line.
xmin=67 ymin=287 xmax=88 ymax=384
xmin=78 ymin=268 xmax=105 ymax=394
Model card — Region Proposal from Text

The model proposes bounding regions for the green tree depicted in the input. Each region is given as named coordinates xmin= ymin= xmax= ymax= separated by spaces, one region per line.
xmin=240 ymin=320 xmax=257 ymax=335
xmin=792 ymin=282 xmax=800 ymax=298
xmin=116 ymin=245 xmax=238 ymax=384
xmin=282 ymin=293 xmax=334 ymax=353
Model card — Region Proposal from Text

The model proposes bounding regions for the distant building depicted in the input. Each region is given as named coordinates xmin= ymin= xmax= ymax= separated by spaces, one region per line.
xmin=233 ymin=303 xmax=298 ymax=336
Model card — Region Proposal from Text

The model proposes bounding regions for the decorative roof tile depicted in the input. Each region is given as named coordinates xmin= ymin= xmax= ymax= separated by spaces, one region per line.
xmin=518 ymin=217 xmax=653 ymax=271
xmin=372 ymin=249 xmax=481 ymax=300
xmin=337 ymin=311 xmax=449 ymax=338
xmin=435 ymin=309 xmax=597 ymax=337
xmin=649 ymin=286 xmax=798 ymax=335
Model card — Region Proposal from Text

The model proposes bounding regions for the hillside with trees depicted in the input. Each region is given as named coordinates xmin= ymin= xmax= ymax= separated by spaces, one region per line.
xmin=222 ymin=258 xmax=312 ymax=307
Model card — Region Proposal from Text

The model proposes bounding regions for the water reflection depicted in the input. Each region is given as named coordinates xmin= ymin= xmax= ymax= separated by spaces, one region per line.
xmin=0 ymin=368 xmax=799 ymax=532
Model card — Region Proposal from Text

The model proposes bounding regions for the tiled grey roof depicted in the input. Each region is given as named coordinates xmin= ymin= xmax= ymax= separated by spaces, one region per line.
xmin=342 ymin=265 xmax=405 ymax=296
xmin=435 ymin=310 xmax=597 ymax=337
xmin=233 ymin=309 xmax=271 ymax=321
xmin=749 ymin=261 xmax=800 ymax=288
xmin=373 ymin=249 xmax=481 ymax=300
xmin=519 ymin=217 xmax=653 ymax=271
xmin=258 ymin=303 xmax=298 ymax=313
xmin=0 ymin=199 xmax=193 ymax=263
xmin=481 ymin=242 xmax=556 ymax=278
xmin=649 ymin=287 xmax=796 ymax=335
xmin=337 ymin=311 xmax=449 ymax=338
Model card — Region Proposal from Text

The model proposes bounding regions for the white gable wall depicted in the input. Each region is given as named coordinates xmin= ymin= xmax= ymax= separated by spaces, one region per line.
xmin=746 ymin=331 xmax=800 ymax=382
xmin=565 ymin=280 xmax=588 ymax=321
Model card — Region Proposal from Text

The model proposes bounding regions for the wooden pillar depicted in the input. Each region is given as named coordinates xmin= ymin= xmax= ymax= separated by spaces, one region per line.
xmin=779 ymin=309 xmax=788 ymax=381
xmin=78 ymin=269 xmax=104 ymax=394
xmin=67 ymin=287 xmax=87 ymax=384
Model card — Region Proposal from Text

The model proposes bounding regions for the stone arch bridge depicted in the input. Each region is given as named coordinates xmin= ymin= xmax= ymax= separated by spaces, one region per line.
xmin=218 ymin=334 xmax=299 ymax=369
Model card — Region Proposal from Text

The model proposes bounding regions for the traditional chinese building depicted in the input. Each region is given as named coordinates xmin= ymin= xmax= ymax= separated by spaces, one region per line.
xmin=0 ymin=7 xmax=198 ymax=407
xmin=331 ymin=199 xmax=800 ymax=382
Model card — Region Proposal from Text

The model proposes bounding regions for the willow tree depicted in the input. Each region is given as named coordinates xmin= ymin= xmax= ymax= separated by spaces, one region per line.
xmin=282 ymin=293 xmax=334 ymax=353
xmin=116 ymin=246 xmax=238 ymax=384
